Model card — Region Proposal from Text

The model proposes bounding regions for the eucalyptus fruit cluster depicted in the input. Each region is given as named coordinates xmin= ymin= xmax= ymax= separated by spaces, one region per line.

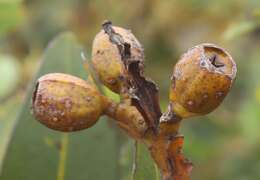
xmin=32 ymin=21 xmax=236 ymax=180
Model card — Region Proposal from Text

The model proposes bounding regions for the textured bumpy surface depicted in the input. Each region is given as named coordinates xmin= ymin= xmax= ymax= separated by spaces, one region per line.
xmin=32 ymin=73 xmax=105 ymax=132
xmin=170 ymin=43 xmax=237 ymax=118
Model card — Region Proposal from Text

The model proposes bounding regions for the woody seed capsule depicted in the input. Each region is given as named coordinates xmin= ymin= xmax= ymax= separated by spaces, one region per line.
xmin=170 ymin=43 xmax=237 ymax=118
xmin=91 ymin=21 xmax=144 ymax=93
xmin=32 ymin=73 xmax=105 ymax=132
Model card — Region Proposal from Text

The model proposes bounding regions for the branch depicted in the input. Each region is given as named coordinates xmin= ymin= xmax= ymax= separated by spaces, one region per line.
xmin=102 ymin=21 xmax=192 ymax=180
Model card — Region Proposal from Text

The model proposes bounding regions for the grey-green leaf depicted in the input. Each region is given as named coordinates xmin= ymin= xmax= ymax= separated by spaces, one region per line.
xmin=0 ymin=96 xmax=22 ymax=175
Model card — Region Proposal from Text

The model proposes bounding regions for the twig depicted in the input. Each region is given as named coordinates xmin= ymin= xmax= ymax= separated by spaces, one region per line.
xmin=57 ymin=133 xmax=68 ymax=180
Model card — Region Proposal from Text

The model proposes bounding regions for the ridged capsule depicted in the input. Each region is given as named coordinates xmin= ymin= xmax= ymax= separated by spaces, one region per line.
xmin=91 ymin=21 xmax=144 ymax=93
xmin=32 ymin=73 xmax=105 ymax=132
xmin=170 ymin=43 xmax=237 ymax=118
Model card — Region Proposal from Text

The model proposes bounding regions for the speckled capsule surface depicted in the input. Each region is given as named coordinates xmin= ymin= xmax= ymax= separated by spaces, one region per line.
xmin=32 ymin=73 xmax=105 ymax=132
xmin=170 ymin=43 xmax=237 ymax=118
xmin=92 ymin=25 xmax=144 ymax=93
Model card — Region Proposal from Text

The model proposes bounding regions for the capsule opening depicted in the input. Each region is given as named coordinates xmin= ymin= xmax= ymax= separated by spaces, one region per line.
xmin=204 ymin=46 xmax=226 ymax=69
xmin=209 ymin=54 xmax=224 ymax=68
xmin=123 ymin=42 xmax=131 ymax=58
xmin=32 ymin=81 xmax=39 ymax=104
xmin=199 ymin=44 xmax=236 ymax=79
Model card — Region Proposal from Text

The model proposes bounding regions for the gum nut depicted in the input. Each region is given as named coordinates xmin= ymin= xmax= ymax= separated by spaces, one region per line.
xmin=170 ymin=43 xmax=237 ymax=118
xmin=32 ymin=73 xmax=105 ymax=132
xmin=91 ymin=24 xmax=144 ymax=93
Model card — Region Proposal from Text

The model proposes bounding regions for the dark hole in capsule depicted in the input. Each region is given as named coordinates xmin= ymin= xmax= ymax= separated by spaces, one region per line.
xmin=209 ymin=54 xmax=224 ymax=68
xmin=123 ymin=43 xmax=131 ymax=58
xmin=32 ymin=81 xmax=39 ymax=104
xmin=200 ymin=61 xmax=206 ymax=67
xmin=118 ymin=75 xmax=124 ymax=81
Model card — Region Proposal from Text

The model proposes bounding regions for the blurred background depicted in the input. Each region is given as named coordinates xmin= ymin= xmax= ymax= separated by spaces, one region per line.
xmin=0 ymin=0 xmax=260 ymax=180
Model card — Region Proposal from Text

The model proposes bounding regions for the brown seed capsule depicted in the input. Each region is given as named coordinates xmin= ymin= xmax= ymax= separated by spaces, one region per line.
xmin=91 ymin=21 xmax=144 ymax=93
xmin=170 ymin=43 xmax=237 ymax=118
xmin=32 ymin=73 xmax=105 ymax=132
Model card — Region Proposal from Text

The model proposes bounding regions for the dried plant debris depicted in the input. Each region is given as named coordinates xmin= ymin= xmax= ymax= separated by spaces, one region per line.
xmin=102 ymin=20 xmax=161 ymax=130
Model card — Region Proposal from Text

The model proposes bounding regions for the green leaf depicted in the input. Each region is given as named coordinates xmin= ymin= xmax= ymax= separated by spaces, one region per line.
xmin=0 ymin=32 xmax=121 ymax=180
xmin=0 ymin=96 xmax=22 ymax=175
xmin=132 ymin=142 xmax=160 ymax=180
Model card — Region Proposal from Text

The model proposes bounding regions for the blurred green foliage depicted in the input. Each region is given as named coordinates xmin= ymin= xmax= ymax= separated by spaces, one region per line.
xmin=0 ymin=1 xmax=23 ymax=35
xmin=0 ymin=0 xmax=260 ymax=179
xmin=0 ymin=55 xmax=20 ymax=99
